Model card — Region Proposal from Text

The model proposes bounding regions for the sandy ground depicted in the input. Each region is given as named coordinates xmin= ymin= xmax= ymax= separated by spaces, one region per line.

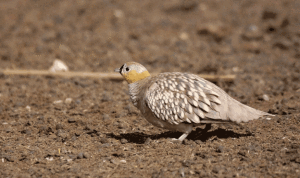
xmin=1 ymin=0 xmax=300 ymax=177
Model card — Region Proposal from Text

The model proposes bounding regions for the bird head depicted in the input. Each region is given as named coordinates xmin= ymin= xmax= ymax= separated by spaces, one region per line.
xmin=114 ymin=62 xmax=150 ymax=84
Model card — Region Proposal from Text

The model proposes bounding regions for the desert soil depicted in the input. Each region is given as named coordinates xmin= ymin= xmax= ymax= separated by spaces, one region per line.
xmin=1 ymin=0 xmax=300 ymax=177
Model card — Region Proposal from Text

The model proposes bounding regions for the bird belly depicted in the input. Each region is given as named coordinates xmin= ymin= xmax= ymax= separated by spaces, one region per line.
xmin=141 ymin=107 xmax=192 ymax=133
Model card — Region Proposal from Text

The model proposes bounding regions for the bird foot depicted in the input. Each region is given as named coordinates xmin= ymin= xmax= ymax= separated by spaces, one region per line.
xmin=170 ymin=138 xmax=182 ymax=143
xmin=169 ymin=132 xmax=189 ymax=143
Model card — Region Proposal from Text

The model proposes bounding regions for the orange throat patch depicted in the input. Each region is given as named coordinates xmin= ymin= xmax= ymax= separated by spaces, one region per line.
xmin=124 ymin=70 xmax=150 ymax=83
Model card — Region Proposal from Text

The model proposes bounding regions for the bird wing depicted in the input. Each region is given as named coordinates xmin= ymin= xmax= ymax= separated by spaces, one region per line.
xmin=145 ymin=72 xmax=230 ymax=125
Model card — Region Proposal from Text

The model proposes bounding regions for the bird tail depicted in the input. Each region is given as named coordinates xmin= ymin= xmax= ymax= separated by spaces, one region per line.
xmin=226 ymin=97 xmax=274 ymax=123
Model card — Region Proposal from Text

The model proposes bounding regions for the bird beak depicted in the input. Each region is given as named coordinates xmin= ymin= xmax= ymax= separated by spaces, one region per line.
xmin=114 ymin=68 xmax=120 ymax=73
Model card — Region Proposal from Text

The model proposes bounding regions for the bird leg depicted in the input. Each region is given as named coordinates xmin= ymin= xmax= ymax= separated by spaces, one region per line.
xmin=178 ymin=133 xmax=190 ymax=141
xmin=172 ymin=124 xmax=212 ymax=142
xmin=203 ymin=123 xmax=211 ymax=132
xmin=171 ymin=125 xmax=193 ymax=142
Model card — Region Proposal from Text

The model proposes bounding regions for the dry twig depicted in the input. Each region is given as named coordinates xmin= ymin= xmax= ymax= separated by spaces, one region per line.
xmin=1 ymin=69 xmax=235 ymax=82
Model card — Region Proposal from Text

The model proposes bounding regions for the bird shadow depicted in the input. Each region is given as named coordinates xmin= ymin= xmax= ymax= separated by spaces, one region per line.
xmin=106 ymin=127 xmax=252 ymax=144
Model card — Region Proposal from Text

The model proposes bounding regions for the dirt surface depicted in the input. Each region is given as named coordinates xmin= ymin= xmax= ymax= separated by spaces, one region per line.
xmin=1 ymin=0 xmax=300 ymax=177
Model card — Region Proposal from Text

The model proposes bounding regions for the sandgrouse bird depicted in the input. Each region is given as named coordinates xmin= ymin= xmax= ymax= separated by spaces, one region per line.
xmin=115 ymin=62 xmax=274 ymax=141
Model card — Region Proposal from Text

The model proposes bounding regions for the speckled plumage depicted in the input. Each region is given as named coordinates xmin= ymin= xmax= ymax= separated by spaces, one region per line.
xmin=145 ymin=73 xmax=217 ymax=124
xmin=115 ymin=62 xmax=274 ymax=141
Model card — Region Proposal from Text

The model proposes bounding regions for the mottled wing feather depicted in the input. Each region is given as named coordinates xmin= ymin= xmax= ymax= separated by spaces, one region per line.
xmin=145 ymin=73 xmax=226 ymax=125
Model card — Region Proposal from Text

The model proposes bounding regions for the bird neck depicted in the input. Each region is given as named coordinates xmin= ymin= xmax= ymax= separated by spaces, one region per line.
xmin=128 ymin=77 xmax=150 ymax=107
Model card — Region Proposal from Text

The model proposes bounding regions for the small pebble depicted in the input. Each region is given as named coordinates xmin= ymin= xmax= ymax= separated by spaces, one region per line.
xmin=65 ymin=98 xmax=73 ymax=104
xmin=84 ymin=125 xmax=92 ymax=131
xmin=114 ymin=9 xmax=124 ymax=18
xmin=5 ymin=127 xmax=12 ymax=133
xmin=53 ymin=100 xmax=63 ymax=104
xmin=212 ymin=166 xmax=220 ymax=174
xmin=195 ymin=140 xmax=203 ymax=144
xmin=46 ymin=157 xmax=54 ymax=161
xmin=179 ymin=32 xmax=189 ymax=40
xmin=232 ymin=67 xmax=240 ymax=72
xmin=56 ymin=124 xmax=63 ymax=130
xmin=120 ymin=138 xmax=128 ymax=144
xmin=189 ymin=170 xmax=195 ymax=175
xmin=4 ymin=155 xmax=15 ymax=162
xmin=68 ymin=154 xmax=77 ymax=160
xmin=68 ymin=118 xmax=76 ymax=123
xmin=262 ymin=94 xmax=269 ymax=101
xmin=249 ymin=25 xmax=258 ymax=31
xmin=216 ymin=146 xmax=225 ymax=153
xmin=39 ymin=126 xmax=47 ymax=132
xmin=25 ymin=105 xmax=31 ymax=111
xmin=101 ymin=143 xmax=111 ymax=148
xmin=120 ymin=160 xmax=127 ymax=164
xmin=75 ymin=130 xmax=82 ymax=136
xmin=182 ymin=139 xmax=191 ymax=145
xmin=110 ymin=159 xmax=118 ymax=165
xmin=102 ymin=114 xmax=110 ymax=121
xmin=266 ymin=117 xmax=272 ymax=120
xmin=77 ymin=153 xmax=84 ymax=159
xmin=49 ymin=134 xmax=57 ymax=139
xmin=83 ymin=152 xmax=90 ymax=158
xmin=71 ymin=135 xmax=77 ymax=141
xmin=100 ymin=138 xmax=109 ymax=144
xmin=49 ymin=59 xmax=69 ymax=72
xmin=24 ymin=129 xmax=31 ymax=135
xmin=101 ymin=92 xmax=111 ymax=102
xmin=144 ymin=137 xmax=152 ymax=144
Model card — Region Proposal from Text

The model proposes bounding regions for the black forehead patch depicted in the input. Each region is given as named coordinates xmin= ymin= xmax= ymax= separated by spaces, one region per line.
xmin=119 ymin=64 xmax=124 ymax=73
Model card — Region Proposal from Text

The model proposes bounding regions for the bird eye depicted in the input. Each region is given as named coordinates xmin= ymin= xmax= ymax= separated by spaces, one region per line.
xmin=126 ymin=67 xmax=130 ymax=71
